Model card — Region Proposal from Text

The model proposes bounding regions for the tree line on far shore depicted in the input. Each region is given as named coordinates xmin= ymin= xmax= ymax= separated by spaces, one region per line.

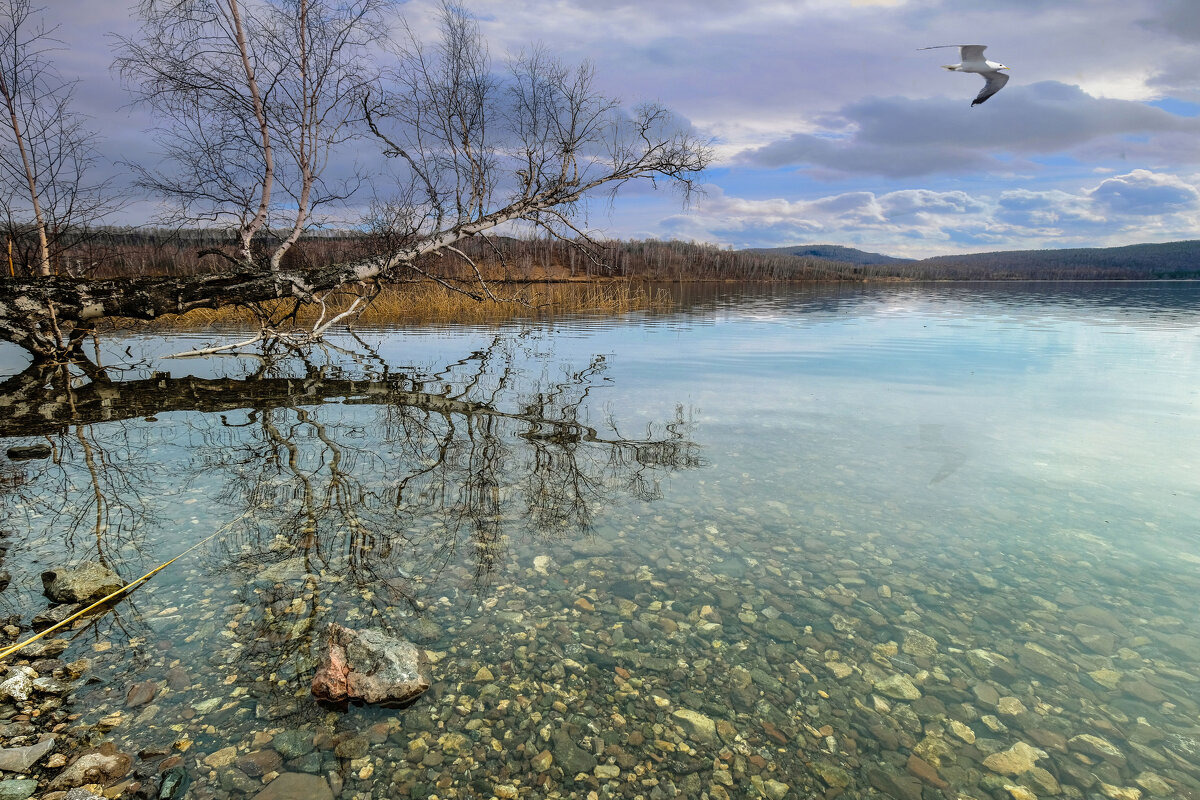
xmin=13 ymin=227 xmax=1199 ymax=284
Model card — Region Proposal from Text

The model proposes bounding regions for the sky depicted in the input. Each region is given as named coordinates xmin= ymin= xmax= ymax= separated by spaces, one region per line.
xmin=42 ymin=0 xmax=1200 ymax=257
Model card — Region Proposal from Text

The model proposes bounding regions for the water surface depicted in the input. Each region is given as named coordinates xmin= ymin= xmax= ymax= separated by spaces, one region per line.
xmin=1 ymin=282 xmax=1198 ymax=799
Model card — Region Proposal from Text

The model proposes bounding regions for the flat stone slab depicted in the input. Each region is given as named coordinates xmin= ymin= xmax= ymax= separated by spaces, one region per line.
xmin=0 ymin=779 xmax=39 ymax=800
xmin=252 ymin=772 xmax=333 ymax=800
xmin=0 ymin=738 xmax=55 ymax=772
xmin=671 ymin=709 xmax=717 ymax=744
xmin=982 ymin=741 xmax=1045 ymax=776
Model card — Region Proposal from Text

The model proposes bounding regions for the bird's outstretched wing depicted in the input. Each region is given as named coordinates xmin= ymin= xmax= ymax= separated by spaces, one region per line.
xmin=959 ymin=45 xmax=987 ymax=62
xmin=917 ymin=44 xmax=987 ymax=59
xmin=972 ymin=70 xmax=1009 ymax=106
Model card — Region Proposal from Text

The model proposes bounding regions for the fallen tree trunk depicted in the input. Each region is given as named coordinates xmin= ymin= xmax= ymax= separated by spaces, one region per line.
xmin=0 ymin=224 xmax=502 ymax=360
xmin=0 ymin=165 xmax=690 ymax=361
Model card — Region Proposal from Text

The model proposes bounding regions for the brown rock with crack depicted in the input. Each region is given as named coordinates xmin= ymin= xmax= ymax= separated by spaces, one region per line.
xmin=237 ymin=749 xmax=284 ymax=777
xmin=311 ymin=623 xmax=431 ymax=705
xmin=125 ymin=680 xmax=158 ymax=707
xmin=48 ymin=742 xmax=133 ymax=789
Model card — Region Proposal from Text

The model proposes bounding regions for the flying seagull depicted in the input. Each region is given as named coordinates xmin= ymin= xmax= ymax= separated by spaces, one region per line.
xmin=919 ymin=45 xmax=1010 ymax=106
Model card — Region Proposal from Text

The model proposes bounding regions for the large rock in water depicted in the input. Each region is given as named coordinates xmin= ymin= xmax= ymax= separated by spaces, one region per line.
xmin=41 ymin=562 xmax=125 ymax=604
xmin=311 ymin=623 xmax=431 ymax=704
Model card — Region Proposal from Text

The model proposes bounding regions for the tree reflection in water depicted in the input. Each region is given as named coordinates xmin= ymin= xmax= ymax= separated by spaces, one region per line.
xmin=0 ymin=333 xmax=703 ymax=709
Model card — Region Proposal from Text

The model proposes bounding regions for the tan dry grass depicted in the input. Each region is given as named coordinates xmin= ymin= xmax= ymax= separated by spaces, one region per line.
xmin=143 ymin=279 xmax=672 ymax=331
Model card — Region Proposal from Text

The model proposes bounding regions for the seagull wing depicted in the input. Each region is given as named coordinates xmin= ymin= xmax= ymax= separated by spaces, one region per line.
xmin=959 ymin=45 xmax=987 ymax=62
xmin=972 ymin=70 xmax=1009 ymax=106
xmin=917 ymin=45 xmax=987 ymax=56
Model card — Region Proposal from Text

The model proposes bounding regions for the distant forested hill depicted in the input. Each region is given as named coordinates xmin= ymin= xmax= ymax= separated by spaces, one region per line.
xmin=40 ymin=228 xmax=1200 ymax=282
xmin=746 ymin=244 xmax=914 ymax=266
xmin=741 ymin=240 xmax=1200 ymax=279
xmin=907 ymin=240 xmax=1200 ymax=280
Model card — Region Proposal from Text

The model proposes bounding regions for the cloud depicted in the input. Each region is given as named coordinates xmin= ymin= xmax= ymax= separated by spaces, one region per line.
xmin=737 ymin=82 xmax=1200 ymax=177
xmin=30 ymin=0 xmax=1200 ymax=258
xmin=806 ymin=192 xmax=886 ymax=223
xmin=660 ymin=170 xmax=1200 ymax=256
xmin=1138 ymin=0 xmax=1200 ymax=41
xmin=994 ymin=189 xmax=1104 ymax=228
xmin=879 ymin=189 xmax=989 ymax=219
xmin=739 ymin=133 xmax=993 ymax=178
xmin=1089 ymin=169 xmax=1200 ymax=215
xmin=1147 ymin=64 xmax=1200 ymax=102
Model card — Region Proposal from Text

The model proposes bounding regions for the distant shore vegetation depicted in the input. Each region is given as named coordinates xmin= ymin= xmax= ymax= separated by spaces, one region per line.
xmin=8 ymin=228 xmax=1199 ymax=287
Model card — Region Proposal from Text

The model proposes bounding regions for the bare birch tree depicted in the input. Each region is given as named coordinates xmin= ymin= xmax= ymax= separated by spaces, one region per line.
xmin=0 ymin=0 xmax=110 ymax=277
xmin=116 ymin=0 xmax=386 ymax=271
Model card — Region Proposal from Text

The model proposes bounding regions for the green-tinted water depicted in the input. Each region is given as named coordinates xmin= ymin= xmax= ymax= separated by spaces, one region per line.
xmin=1 ymin=283 xmax=1198 ymax=799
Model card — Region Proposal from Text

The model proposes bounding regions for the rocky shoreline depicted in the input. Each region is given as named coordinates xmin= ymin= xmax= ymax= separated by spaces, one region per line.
xmin=1 ymin=510 xmax=1199 ymax=800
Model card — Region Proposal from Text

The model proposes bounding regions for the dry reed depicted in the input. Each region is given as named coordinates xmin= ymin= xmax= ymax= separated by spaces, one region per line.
xmin=141 ymin=280 xmax=672 ymax=331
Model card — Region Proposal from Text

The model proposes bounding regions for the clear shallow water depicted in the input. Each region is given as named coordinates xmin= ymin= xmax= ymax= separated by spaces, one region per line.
xmin=1 ymin=283 xmax=1199 ymax=799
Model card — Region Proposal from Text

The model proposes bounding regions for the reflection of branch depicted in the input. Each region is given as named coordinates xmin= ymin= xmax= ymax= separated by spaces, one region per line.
xmin=2 ymin=408 xmax=157 ymax=575
xmin=0 ymin=366 xmax=689 ymax=459
xmin=76 ymin=426 xmax=113 ymax=569
xmin=0 ymin=341 xmax=703 ymax=682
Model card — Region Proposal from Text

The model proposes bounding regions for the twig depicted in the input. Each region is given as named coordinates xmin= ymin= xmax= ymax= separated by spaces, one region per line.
xmin=165 ymin=331 xmax=271 ymax=358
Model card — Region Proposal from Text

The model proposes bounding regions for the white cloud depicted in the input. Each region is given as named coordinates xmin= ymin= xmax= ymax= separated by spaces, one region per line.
xmin=879 ymin=189 xmax=988 ymax=219
xmin=661 ymin=171 xmax=1200 ymax=256
xmin=1088 ymin=169 xmax=1200 ymax=215
xmin=461 ymin=0 xmax=1200 ymax=148
xmin=994 ymin=189 xmax=1105 ymax=229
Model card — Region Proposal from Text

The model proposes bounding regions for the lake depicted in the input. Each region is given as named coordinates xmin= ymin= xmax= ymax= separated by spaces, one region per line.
xmin=1 ymin=282 xmax=1198 ymax=800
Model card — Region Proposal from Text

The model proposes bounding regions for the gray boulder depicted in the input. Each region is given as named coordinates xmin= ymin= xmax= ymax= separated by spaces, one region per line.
xmin=18 ymin=638 xmax=69 ymax=659
xmin=32 ymin=603 xmax=83 ymax=630
xmin=0 ymin=668 xmax=34 ymax=703
xmin=551 ymin=729 xmax=597 ymax=776
xmin=0 ymin=780 xmax=39 ymax=800
xmin=63 ymin=790 xmax=104 ymax=800
xmin=41 ymin=562 xmax=125 ymax=605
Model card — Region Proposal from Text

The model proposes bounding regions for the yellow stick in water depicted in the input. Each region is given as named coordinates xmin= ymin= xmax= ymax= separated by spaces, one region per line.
xmin=0 ymin=523 xmax=234 ymax=662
